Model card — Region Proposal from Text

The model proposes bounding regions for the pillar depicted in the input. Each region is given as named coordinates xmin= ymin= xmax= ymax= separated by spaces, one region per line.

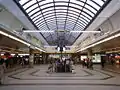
xmin=87 ymin=49 xmax=92 ymax=60
xmin=29 ymin=47 xmax=34 ymax=68
xmin=43 ymin=52 xmax=46 ymax=64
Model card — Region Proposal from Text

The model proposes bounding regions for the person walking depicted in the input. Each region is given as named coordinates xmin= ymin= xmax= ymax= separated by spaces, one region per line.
xmin=0 ymin=56 xmax=6 ymax=84
xmin=89 ymin=59 xmax=93 ymax=70
xmin=66 ymin=59 xmax=70 ymax=72
xmin=111 ymin=57 xmax=115 ymax=66
xmin=86 ymin=58 xmax=89 ymax=68
xmin=48 ymin=61 xmax=54 ymax=73
xmin=101 ymin=56 xmax=105 ymax=69
xmin=82 ymin=59 xmax=86 ymax=68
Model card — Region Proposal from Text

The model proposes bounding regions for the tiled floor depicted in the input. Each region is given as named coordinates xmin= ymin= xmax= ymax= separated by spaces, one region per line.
xmin=1 ymin=65 xmax=120 ymax=90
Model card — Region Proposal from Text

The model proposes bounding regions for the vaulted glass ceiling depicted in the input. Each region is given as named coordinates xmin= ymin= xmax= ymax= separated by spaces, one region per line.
xmin=14 ymin=0 xmax=111 ymax=46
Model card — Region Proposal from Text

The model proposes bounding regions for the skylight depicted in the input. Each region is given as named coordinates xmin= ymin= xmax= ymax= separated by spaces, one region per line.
xmin=14 ymin=0 xmax=111 ymax=45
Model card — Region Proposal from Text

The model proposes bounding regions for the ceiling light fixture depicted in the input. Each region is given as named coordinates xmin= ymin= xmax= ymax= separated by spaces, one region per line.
xmin=0 ymin=31 xmax=30 ymax=46
xmin=23 ymin=30 xmax=101 ymax=33
xmin=35 ymin=47 xmax=46 ymax=52
xmin=77 ymin=32 xmax=120 ymax=52
xmin=23 ymin=30 xmax=54 ymax=33
xmin=70 ymin=31 xmax=101 ymax=33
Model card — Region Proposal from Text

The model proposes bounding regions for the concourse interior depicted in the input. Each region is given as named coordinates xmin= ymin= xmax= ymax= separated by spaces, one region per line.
xmin=1 ymin=0 xmax=120 ymax=90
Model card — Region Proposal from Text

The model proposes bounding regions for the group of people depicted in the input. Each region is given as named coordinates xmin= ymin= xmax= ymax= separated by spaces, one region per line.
xmin=0 ymin=53 xmax=29 ymax=84
xmin=82 ymin=58 xmax=93 ymax=69
xmin=82 ymin=57 xmax=107 ymax=69
xmin=48 ymin=58 xmax=75 ymax=73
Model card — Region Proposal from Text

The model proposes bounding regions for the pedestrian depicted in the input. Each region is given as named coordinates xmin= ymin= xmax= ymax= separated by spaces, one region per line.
xmin=89 ymin=59 xmax=93 ymax=70
xmin=111 ymin=58 xmax=115 ymax=66
xmin=82 ymin=59 xmax=86 ymax=68
xmin=101 ymin=57 xmax=105 ymax=69
xmin=0 ymin=56 xmax=6 ymax=84
xmin=86 ymin=58 xmax=89 ymax=68
xmin=47 ymin=61 xmax=54 ymax=73
xmin=66 ymin=59 xmax=70 ymax=72
xmin=70 ymin=59 xmax=73 ymax=72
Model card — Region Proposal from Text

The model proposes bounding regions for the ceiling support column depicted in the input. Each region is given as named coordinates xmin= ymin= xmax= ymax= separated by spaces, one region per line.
xmin=87 ymin=49 xmax=93 ymax=60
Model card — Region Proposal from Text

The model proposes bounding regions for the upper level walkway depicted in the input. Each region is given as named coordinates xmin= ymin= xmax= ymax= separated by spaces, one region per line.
xmin=1 ymin=64 xmax=120 ymax=90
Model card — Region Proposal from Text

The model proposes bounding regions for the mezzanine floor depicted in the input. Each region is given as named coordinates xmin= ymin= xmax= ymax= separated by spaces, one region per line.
xmin=1 ymin=64 xmax=120 ymax=90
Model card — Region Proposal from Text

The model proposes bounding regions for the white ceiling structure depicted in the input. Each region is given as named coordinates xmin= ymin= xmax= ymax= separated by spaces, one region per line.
xmin=74 ymin=0 xmax=120 ymax=46
xmin=1 ymin=0 xmax=120 ymax=53
xmin=0 ymin=0 xmax=49 ymax=46
xmin=14 ymin=0 xmax=111 ymax=46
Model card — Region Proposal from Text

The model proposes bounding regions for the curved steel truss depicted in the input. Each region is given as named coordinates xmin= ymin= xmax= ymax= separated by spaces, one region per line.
xmin=14 ymin=0 xmax=111 ymax=45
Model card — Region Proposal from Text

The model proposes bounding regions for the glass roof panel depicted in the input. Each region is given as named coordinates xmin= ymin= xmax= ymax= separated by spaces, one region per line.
xmin=40 ymin=3 xmax=54 ymax=9
xmin=92 ymin=0 xmax=104 ymax=6
xmin=26 ymin=4 xmax=38 ymax=13
xmin=68 ymin=10 xmax=79 ymax=16
xmin=71 ymin=0 xmax=85 ymax=6
xmin=36 ymin=20 xmax=45 ymax=26
xmin=79 ymin=17 xmax=89 ymax=24
xmin=31 ymin=11 xmax=41 ymax=19
xmin=67 ymin=16 xmax=77 ymax=21
xmin=84 ymin=4 xmax=97 ymax=13
xmin=67 ymin=13 xmax=78 ymax=19
xmin=34 ymin=18 xmax=43 ymax=24
xmin=37 ymin=22 xmax=48 ymax=26
xmin=28 ymin=8 xmax=40 ymax=16
xmin=81 ymin=11 xmax=92 ymax=20
xmin=44 ymin=19 xmax=56 ymax=23
xmin=37 ymin=23 xmax=46 ymax=27
xmin=38 ymin=0 xmax=52 ymax=6
xmin=37 ymin=22 xmax=52 ymax=27
xmin=32 ymin=14 xmax=42 ymax=21
xmin=65 ymin=26 xmax=74 ymax=30
xmin=55 ymin=0 xmax=69 ymax=1
xmin=38 ymin=26 xmax=49 ymax=30
xmin=86 ymin=0 xmax=100 ymax=10
xmin=83 ymin=8 xmax=95 ymax=17
xmin=69 ymin=3 xmax=83 ymax=11
xmin=19 ymin=0 xmax=29 ymax=5
xmin=66 ymin=21 xmax=76 ymax=24
xmin=42 ymin=10 xmax=55 ymax=15
xmin=47 ymin=21 xmax=56 ymax=24
xmin=44 ymin=13 xmax=55 ymax=18
xmin=48 ymin=26 xmax=57 ymax=30
xmin=80 ymin=21 xmax=87 ymax=26
xmin=74 ymin=26 xmax=84 ymax=31
xmin=55 ymin=2 xmax=68 ymax=6
xmin=69 ymin=7 xmax=81 ymax=13
xmin=71 ymin=0 xmax=86 ymax=3
xmin=65 ymin=27 xmax=73 ymax=30
xmin=48 ymin=24 xmax=57 ymax=28
xmin=23 ymin=0 xmax=37 ymax=9
xmin=55 ymin=6 xmax=67 ymax=10
xmin=66 ymin=25 xmax=75 ymax=29
xmin=42 ymin=7 xmax=54 ymax=13
xmin=66 ymin=24 xmax=75 ymax=27
xmin=80 ymin=14 xmax=91 ymax=22
xmin=45 ymin=16 xmax=56 ymax=21
xmin=16 ymin=0 xmax=111 ymax=45
xmin=56 ymin=10 xmax=67 ymax=13
xmin=58 ymin=22 xmax=65 ymax=25
xmin=41 ymin=33 xmax=51 ymax=38
xmin=37 ymin=0 xmax=44 ymax=1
